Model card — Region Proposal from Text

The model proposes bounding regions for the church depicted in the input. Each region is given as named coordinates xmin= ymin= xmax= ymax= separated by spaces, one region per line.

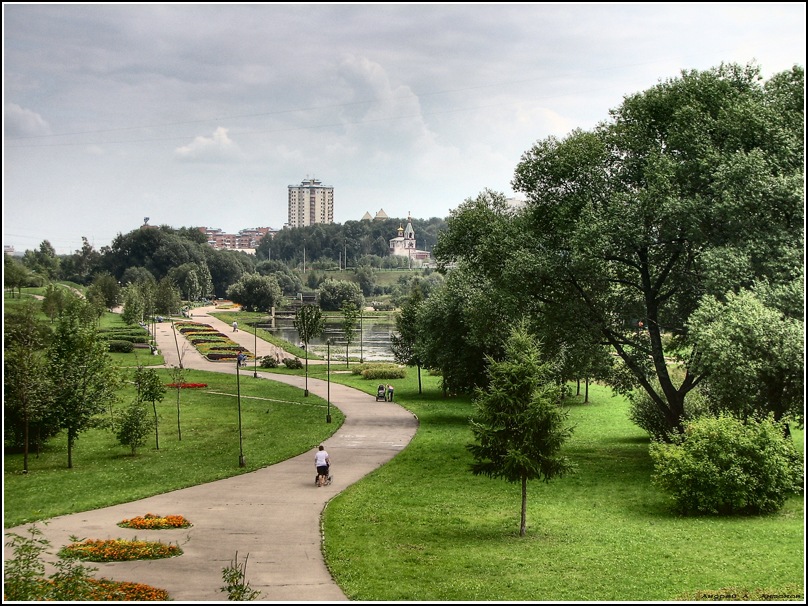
xmin=389 ymin=215 xmax=431 ymax=265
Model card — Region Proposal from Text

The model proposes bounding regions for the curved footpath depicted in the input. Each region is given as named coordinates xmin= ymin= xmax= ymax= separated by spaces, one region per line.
xmin=4 ymin=306 xmax=419 ymax=602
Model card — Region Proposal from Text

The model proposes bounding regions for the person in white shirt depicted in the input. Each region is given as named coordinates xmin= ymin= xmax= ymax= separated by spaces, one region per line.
xmin=314 ymin=445 xmax=331 ymax=487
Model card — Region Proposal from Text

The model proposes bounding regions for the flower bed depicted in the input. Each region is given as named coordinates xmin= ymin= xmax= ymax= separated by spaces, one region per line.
xmin=173 ymin=321 xmax=251 ymax=362
xmin=206 ymin=352 xmax=245 ymax=361
xmin=79 ymin=579 xmax=170 ymax=601
xmin=59 ymin=538 xmax=182 ymax=562
xmin=117 ymin=513 xmax=193 ymax=530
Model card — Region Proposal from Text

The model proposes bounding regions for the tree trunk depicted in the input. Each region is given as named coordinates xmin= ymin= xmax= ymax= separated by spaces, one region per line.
xmin=67 ymin=433 xmax=74 ymax=469
xmin=520 ymin=476 xmax=527 ymax=537
xmin=585 ymin=377 xmax=590 ymax=403
xmin=23 ymin=416 xmax=29 ymax=473
xmin=176 ymin=389 xmax=182 ymax=441
xmin=153 ymin=401 xmax=160 ymax=450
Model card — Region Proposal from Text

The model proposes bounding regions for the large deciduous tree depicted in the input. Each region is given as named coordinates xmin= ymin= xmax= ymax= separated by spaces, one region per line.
xmin=226 ymin=273 xmax=282 ymax=312
xmin=468 ymin=320 xmax=574 ymax=537
xmin=437 ymin=63 xmax=804 ymax=433
xmin=317 ymin=278 xmax=364 ymax=311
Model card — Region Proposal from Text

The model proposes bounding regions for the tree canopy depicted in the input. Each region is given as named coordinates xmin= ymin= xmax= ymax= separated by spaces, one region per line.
xmin=433 ymin=62 xmax=804 ymax=433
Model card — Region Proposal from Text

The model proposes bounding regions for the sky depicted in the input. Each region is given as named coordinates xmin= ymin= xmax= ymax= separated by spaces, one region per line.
xmin=3 ymin=3 xmax=805 ymax=255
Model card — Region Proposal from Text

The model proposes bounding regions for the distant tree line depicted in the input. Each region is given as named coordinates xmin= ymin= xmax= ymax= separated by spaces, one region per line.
xmin=5 ymin=217 xmax=447 ymax=305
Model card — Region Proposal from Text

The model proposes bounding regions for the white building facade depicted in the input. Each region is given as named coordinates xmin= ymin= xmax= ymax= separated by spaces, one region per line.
xmin=287 ymin=177 xmax=334 ymax=228
xmin=389 ymin=215 xmax=431 ymax=266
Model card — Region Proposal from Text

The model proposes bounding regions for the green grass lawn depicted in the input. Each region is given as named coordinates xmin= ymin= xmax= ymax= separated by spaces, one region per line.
xmin=3 ymin=368 xmax=344 ymax=528
xmin=4 ymin=359 xmax=803 ymax=601
xmin=317 ymin=376 xmax=805 ymax=602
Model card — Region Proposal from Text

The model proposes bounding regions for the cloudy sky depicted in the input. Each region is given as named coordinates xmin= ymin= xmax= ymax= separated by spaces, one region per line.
xmin=3 ymin=3 xmax=805 ymax=254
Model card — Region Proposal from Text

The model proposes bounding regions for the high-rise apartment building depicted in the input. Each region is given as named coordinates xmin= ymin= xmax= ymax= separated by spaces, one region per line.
xmin=287 ymin=177 xmax=334 ymax=228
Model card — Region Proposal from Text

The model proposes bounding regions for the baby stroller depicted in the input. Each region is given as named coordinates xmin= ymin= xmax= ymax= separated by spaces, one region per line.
xmin=375 ymin=384 xmax=386 ymax=401
xmin=315 ymin=466 xmax=333 ymax=486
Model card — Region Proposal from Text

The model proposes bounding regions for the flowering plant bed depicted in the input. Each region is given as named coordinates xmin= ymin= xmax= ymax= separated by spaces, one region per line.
xmin=206 ymin=351 xmax=250 ymax=361
xmin=117 ymin=513 xmax=193 ymax=529
xmin=164 ymin=383 xmax=208 ymax=389
xmin=173 ymin=321 xmax=249 ymax=362
xmin=28 ymin=578 xmax=170 ymax=601
xmin=76 ymin=579 xmax=170 ymax=601
xmin=59 ymin=538 xmax=183 ymax=561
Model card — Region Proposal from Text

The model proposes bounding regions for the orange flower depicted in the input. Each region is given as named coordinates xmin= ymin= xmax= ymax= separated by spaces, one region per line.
xmin=118 ymin=513 xmax=192 ymax=530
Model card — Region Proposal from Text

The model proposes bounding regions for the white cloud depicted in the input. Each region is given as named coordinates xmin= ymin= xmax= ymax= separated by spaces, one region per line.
xmin=4 ymin=103 xmax=51 ymax=137
xmin=2 ymin=3 xmax=804 ymax=253
xmin=174 ymin=127 xmax=240 ymax=162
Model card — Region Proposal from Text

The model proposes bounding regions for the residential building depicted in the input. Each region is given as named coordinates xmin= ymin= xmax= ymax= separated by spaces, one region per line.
xmin=199 ymin=226 xmax=275 ymax=253
xmin=287 ymin=177 xmax=334 ymax=228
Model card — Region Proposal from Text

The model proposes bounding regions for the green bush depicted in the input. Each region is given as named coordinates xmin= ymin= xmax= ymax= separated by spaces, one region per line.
xmin=283 ymin=357 xmax=303 ymax=369
xmin=649 ymin=414 xmax=804 ymax=515
xmin=628 ymin=382 xmax=714 ymax=440
xmin=351 ymin=363 xmax=401 ymax=377
xmin=259 ymin=356 xmax=278 ymax=369
xmin=361 ymin=366 xmax=406 ymax=380
xmin=108 ymin=340 xmax=134 ymax=353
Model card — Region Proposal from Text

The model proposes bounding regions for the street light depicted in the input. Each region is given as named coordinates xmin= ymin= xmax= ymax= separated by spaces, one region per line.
xmin=253 ymin=313 xmax=259 ymax=378
xmin=236 ymin=358 xmax=245 ymax=467
xmin=359 ymin=308 xmax=364 ymax=364
xmin=326 ymin=338 xmax=332 ymax=423
xmin=301 ymin=341 xmax=309 ymax=397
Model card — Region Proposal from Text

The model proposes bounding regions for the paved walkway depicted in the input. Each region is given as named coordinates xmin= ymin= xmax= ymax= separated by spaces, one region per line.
xmin=4 ymin=306 xmax=419 ymax=601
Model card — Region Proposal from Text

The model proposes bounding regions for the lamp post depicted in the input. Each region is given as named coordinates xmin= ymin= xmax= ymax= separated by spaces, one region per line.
xmin=326 ymin=338 xmax=332 ymax=423
xmin=236 ymin=358 xmax=245 ymax=467
xmin=301 ymin=341 xmax=309 ymax=397
xmin=253 ymin=313 xmax=259 ymax=378
xmin=359 ymin=308 xmax=364 ymax=364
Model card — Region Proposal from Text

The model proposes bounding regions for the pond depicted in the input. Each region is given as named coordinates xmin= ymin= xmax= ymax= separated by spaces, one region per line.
xmin=263 ymin=314 xmax=397 ymax=362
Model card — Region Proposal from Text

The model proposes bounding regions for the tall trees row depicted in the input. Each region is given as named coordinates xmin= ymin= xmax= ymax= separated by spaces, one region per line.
xmin=9 ymin=217 xmax=447 ymax=302
xmin=4 ymin=294 xmax=122 ymax=470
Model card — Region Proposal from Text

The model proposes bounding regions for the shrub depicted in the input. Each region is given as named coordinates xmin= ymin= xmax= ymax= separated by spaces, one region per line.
xmin=361 ymin=365 xmax=406 ymax=380
xmin=259 ymin=356 xmax=278 ymax=368
xmin=351 ymin=363 xmax=402 ymax=377
xmin=649 ymin=414 xmax=804 ymax=515
xmin=115 ymin=402 xmax=154 ymax=455
xmin=283 ymin=357 xmax=303 ymax=369
xmin=628 ymin=381 xmax=714 ymax=440
xmin=108 ymin=340 xmax=134 ymax=353
xmin=220 ymin=551 xmax=261 ymax=601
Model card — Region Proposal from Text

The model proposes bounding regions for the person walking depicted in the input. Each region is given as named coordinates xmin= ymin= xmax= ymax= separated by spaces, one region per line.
xmin=232 ymin=320 xmax=238 ymax=332
xmin=386 ymin=383 xmax=394 ymax=402
xmin=314 ymin=445 xmax=331 ymax=487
